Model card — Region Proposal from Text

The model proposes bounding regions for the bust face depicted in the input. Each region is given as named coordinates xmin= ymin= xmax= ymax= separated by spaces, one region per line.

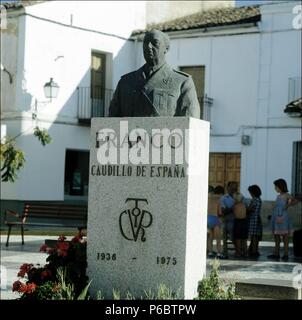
xmin=143 ymin=31 xmax=167 ymax=67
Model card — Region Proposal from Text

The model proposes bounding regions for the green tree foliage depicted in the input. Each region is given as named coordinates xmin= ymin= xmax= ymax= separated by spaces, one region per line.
xmin=0 ymin=141 xmax=25 ymax=182
xmin=0 ymin=126 xmax=51 ymax=182
xmin=33 ymin=127 xmax=52 ymax=146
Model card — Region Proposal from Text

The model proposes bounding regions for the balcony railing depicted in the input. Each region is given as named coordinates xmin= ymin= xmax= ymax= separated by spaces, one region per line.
xmin=199 ymin=94 xmax=213 ymax=121
xmin=77 ymin=86 xmax=114 ymax=121
xmin=77 ymin=87 xmax=213 ymax=121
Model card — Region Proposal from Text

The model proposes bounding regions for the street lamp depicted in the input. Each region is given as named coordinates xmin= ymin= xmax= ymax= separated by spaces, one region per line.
xmin=43 ymin=78 xmax=59 ymax=101
xmin=32 ymin=78 xmax=60 ymax=120
xmin=284 ymin=98 xmax=302 ymax=118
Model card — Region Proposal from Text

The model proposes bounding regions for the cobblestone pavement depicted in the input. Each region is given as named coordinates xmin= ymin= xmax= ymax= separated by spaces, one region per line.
xmin=1 ymin=236 xmax=301 ymax=299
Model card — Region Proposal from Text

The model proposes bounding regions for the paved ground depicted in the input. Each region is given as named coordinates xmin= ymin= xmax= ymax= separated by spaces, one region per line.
xmin=0 ymin=235 xmax=301 ymax=300
xmin=209 ymin=243 xmax=302 ymax=288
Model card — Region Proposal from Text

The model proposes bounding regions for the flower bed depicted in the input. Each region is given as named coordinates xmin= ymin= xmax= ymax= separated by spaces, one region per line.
xmin=13 ymin=233 xmax=88 ymax=300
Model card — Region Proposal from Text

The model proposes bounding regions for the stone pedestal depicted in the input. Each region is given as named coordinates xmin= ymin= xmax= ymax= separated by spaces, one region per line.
xmin=87 ymin=117 xmax=209 ymax=299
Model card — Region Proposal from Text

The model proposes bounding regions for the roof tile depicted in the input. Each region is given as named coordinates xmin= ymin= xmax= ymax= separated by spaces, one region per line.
xmin=132 ymin=6 xmax=261 ymax=35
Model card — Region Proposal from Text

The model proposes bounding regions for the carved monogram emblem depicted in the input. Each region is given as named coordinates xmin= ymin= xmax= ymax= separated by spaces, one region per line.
xmin=119 ymin=198 xmax=153 ymax=242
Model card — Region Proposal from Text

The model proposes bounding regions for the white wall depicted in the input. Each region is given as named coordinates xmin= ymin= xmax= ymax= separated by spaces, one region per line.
xmin=26 ymin=1 xmax=146 ymax=39
xmin=19 ymin=14 xmax=135 ymax=121
xmin=139 ymin=1 xmax=301 ymax=200
xmin=5 ymin=1 xmax=145 ymax=119
xmin=0 ymin=118 xmax=91 ymax=200
xmin=254 ymin=1 xmax=302 ymax=199
xmin=0 ymin=15 xmax=19 ymax=112
xmin=1 ymin=1 xmax=144 ymax=200
xmin=164 ymin=31 xmax=261 ymax=198
xmin=137 ymin=30 xmax=260 ymax=133
xmin=2 ymin=1 xmax=300 ymax=201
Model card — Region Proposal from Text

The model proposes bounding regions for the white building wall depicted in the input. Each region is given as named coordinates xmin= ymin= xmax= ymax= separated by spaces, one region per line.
xmin=26 ymin=1 xmax=146 ymax=39
xmin=0 ymin=15 xmax=19 ymax=112
xmin=143 ymin=1 xmax=300 ymax=201
xmin=0 ymin=119 xmax=91 ymax=201
xmin=14 ymin=1 xmax=145 ymax=119
xmin=1 ymin=1 xmax=146 ymax=201
xmin=18 ymin=14 xmax=135 ymax=120
xmin=160 ymin=31 xmax=261 ymax=197
xmin=1 ymin=1 xmax=300 ymax=202
xmin=256 ymin=1 xmax=302 ymax=200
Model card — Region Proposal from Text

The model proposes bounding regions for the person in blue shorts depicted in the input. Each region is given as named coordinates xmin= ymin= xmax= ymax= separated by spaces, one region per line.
xmin=207 ymin=186 xmax=225 ymax=259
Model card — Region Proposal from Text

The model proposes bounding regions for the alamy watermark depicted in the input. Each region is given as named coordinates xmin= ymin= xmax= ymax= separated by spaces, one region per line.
xmin=292 ymin=4 xmax=302 ymax=30
xmin=292 ymin=264 xmax=302 ymax=290
xmin=94 ymin=121 xmax=206 ymax=176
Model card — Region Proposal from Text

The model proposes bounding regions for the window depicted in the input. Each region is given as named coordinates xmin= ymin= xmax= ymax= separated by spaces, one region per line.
xmin=91 ymin=52 xmax=106 ymax=117
xmin=78 ymin=52 xmax=113 ymax=120
xmin=292 ymin=141 xmax=302 ymax=200
xmin=64 ymin=150 xmax=89 ymax=197
xmin=179 ymin=66 xmax=212 ymax=120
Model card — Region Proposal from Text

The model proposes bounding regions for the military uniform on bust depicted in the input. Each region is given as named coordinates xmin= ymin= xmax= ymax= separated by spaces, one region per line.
xmin=109 ymin=30 xmax=200 ymax=119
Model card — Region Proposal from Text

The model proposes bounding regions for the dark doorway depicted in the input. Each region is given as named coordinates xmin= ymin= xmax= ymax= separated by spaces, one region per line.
xmin=64 ymin=150 xmax=89 ymax=197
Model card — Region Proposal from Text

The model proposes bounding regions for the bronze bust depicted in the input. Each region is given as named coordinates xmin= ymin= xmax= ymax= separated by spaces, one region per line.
xmin=109 ymin=30 xmax=200 ymax=118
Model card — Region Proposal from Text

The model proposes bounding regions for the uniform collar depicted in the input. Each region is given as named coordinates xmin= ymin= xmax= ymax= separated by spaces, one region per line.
xmin=143 ymin=62 xmax=166 ymax=79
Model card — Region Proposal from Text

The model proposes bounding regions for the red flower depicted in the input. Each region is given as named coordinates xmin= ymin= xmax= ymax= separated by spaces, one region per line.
xmin=12 ymin=281 xmax=29 ymax=293
xmin=58 ymin=235 xmax=66 ymax=241
xmin=56 ymin=242 xmax=69 ymax=257
xmin=20 ymin=263 xmax=33 ymax=271
xmin=40 ymin=244 xmax=48 ymax=252
xmin=71 ymin=234 xmax=86 ymax=244
xmin=57 ymin=242 xmax=69 ymax=251
xmin=71 ymin=235 xmax=81 ymax=243
xmin=25 ymin=283 xmax=37 ymax=293
xmin=17 ymin=282 xmax=36 ymax=294
xmin=57 ymin=250 xmax=68 ymax=257
xmin=40 ymin=269 xmax=52 ymax=280
xmin=17 ymin=270 xmax=26 ymax=278
xmin=12 ymin=280 xmax=22 ymax=292
xmin=46 ymin=247 xmax=55 ymax=255
xmin=17 ymin=263 xmax=33 ymax=277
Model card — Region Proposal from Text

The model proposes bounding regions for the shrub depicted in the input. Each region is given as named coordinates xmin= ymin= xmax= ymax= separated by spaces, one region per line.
xmin=97 ymin=284 xmax=182 ymax=300
xmin=13 ymin=233 xmax=89 ymax=300
xmin=196 ymin=259 xmax=240 ymax=300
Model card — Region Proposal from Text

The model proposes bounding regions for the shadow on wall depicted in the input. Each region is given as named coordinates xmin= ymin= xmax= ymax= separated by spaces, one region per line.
xmin=48 ymin=35 xmax=135 ymax=121
xmin=1 ymin=38 xmax=135 ymax=206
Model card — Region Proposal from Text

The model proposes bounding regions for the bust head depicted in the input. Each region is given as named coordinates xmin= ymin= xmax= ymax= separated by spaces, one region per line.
xmin=143 ymin=29 xmax=170 ymax=67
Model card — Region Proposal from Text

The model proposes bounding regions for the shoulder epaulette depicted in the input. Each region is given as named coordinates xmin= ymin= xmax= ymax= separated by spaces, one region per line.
xmin=172 ymin=69 xmax=190 ymax=77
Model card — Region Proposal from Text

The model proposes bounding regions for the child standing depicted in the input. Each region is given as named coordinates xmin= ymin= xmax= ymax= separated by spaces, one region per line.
xmin=207 ymin=186 xmax=225 ymax=258
xmin=233 ymin=192 xmax=248 ymax=258
xmin=247 ymin=185 xmax=263 ymax=257
xmin=268 ymin=179 xmax=299 ymax=261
